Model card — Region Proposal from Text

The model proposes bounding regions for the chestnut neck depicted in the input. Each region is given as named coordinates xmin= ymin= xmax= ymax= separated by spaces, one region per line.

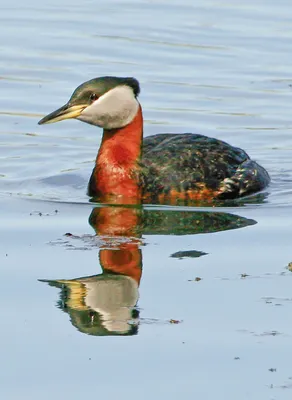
xmin=100 ymin=104 xmax=143 ymax=163
xmin=92 ymin=105 xmax=143 ymax=200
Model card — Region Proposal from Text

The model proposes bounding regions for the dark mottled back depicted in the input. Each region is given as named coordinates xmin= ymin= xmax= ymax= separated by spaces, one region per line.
xmin=140 ymin=133 xmax=250 ymax=195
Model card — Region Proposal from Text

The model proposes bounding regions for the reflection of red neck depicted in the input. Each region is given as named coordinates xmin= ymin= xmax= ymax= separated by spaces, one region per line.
xmin=93 ymin=105 xmax=143 ymax=199
xmin=99 ymin=246 xmax=142 ymax=285
xmin=89 ymin=206 xmax=143 ymax=285
xmin=92 ymin=206 xmax=140 ymax=237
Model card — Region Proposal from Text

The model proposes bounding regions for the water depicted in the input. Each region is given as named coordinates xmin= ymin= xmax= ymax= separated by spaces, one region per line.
xmin=1 ymin=0 xmax=292 ymax=398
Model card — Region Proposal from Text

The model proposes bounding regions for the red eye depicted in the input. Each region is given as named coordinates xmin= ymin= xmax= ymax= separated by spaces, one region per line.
xmin=90 ymin=93 xmax=98 ymax=102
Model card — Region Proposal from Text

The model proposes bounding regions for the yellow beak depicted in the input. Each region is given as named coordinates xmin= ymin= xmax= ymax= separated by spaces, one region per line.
xmin=38 ymin=104 xmax=87 ymax=125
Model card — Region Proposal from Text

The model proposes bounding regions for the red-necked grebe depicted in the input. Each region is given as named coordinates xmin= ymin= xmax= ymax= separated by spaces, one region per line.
xmin=38 ymin=76 xmax=270 ymax=202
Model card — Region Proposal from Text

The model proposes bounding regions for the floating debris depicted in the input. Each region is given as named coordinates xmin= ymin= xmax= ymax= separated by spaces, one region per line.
xmin=49 ymin=232 xmax=141 ymax=251
xmin=64 ymin=232 xmax=79 ymax=238
xmin=30 ymin=210 xmax=58 ymax=217
xmin=256 ymin=330 xmax=281 ymax=337
xmin=169 ymin=319 xmax=181 ymax=324
xmin=171 ymin=250 xmax=207 ymax=259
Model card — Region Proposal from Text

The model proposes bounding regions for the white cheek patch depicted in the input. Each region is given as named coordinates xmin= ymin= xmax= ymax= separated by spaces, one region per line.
xmin=79 ymin=85 xmax=139 ymax=129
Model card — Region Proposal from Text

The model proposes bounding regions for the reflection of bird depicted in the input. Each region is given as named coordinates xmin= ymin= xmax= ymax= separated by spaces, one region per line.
xmin=40 ymin=206 xmax=256 ymax=336
xmin=38 ymin=76 xmax=270 ymax=203
xmin=40 ymin=206 xmax=142 ymax=337
xmin=41 ymin=272 xmax=140 ymax=337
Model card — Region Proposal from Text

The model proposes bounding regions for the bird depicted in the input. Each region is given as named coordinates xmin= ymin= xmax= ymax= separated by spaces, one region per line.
xmin=38 ymin=76 xmax=270 ymax=204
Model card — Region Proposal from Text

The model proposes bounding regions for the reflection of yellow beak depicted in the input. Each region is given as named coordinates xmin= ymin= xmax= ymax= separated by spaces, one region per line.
xmin=38 ymin=103 xmax=87 ymax=125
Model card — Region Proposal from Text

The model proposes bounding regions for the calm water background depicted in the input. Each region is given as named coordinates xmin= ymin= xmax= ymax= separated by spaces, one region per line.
xmin=1 ymin=0 xmax=292 ymax=399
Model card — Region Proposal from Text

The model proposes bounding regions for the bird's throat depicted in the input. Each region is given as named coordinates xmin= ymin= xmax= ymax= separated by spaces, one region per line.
xmin=90 ymin=105 xmax=143 ymax=201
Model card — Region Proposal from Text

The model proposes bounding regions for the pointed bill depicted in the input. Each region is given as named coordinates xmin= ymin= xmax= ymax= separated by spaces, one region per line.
xmin=38 ymin=104 xmax=87 ymax=125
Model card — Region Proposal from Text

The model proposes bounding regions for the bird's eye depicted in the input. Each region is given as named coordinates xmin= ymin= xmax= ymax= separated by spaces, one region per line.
xmin=90 ymin=93 xmax=98 ymax=102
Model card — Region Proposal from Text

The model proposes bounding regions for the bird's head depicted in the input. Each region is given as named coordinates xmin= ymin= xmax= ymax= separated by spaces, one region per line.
xmin=38 ymin=76 xmax=140 ymax=129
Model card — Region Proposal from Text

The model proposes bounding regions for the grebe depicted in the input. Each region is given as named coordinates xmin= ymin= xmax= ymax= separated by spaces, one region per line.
xmin=38 ymin=76 xmax=270 ymax=202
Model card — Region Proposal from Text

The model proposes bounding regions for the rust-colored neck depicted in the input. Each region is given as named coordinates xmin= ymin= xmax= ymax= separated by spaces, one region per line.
xmin=92 ymin=105 xmax=143 ymax=200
